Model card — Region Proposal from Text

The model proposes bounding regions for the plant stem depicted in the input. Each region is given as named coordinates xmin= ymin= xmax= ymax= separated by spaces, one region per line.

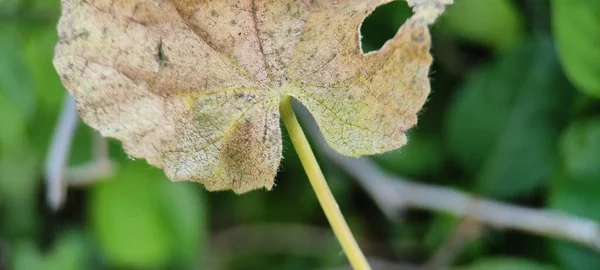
xmin=279 ymin=96 xmax=371 ymax=270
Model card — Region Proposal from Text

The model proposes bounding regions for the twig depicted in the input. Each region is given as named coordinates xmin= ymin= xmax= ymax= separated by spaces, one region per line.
xmin=65 ymin=132 xmax=115 ymax=187
xmin=45 ymin=94 xmax=79 ymax=210
xmin=45 ymin=94 xmax=116 ymax=210
xmin=294 ymin=101 xmax=600 ymax=252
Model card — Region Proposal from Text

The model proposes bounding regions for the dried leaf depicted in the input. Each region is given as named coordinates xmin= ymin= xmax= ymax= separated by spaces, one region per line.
xmin=53 ymin=0 xmax=450 ymax=193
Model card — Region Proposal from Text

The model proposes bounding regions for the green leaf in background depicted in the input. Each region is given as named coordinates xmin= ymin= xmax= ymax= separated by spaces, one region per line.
xmin=0 ymin=22 xmax=37 ymax=121
xmin=458 ymin=257 xmax=557 ymax=270
xmin=12 ymin=231 xmax=91 ymax=270
xmin=0 ymin=88 xmax=39 ymax=240
xmin=440 ymin=0 xmax=524 ymax=51
xmin=375 ymin=132 xmax=443 ymax=178
xmin=11 ymin=242 xmax=45 ymax=270
xmin=23 ymin=25 xmax=63 ymax=114
xmin=552 ymin=0 xmax=600 ymax=98
xmin=549 ymin=118 xmax=600 ymax=270
xmin=19 ymin=11 xmax=63 ymax=161
xmin=360 ymin=0 xmax=411 ymax=53
xmin=159 ymin=175 xmax=207 ymax=266
xmin=90 ymin=160 xmax=206 ymax=268
xmin=0 ymin=87 xmax=28 ymax=155
xmin=26 ymin=0 xmax=60 ymax=15
xmin=560 ymin=117 xmax=600 ymax=182
xmin=446 ymin=38 xmax=574 ymax=199
xmin=0 ymin=0 xmax=22 ymax=17
xmin=44 ymin=232 xmax=91 ymax=270
xmin=548 ymin=169 xmax=600 ymax=270
xmin=424 ymin=214 xmax=485 ymax=262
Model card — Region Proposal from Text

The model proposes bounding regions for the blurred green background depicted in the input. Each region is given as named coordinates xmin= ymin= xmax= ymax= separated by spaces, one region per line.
xmin=1 ymin=0 xmax=599 ymax=269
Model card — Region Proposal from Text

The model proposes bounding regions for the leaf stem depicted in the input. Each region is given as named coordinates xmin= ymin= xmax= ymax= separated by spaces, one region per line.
xmin=279 ymin=96 xmax=371 ymax=270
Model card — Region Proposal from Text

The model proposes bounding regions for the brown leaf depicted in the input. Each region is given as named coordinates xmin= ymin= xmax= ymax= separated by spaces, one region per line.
xmin=53 ymin=0 xmax=451 ymax=193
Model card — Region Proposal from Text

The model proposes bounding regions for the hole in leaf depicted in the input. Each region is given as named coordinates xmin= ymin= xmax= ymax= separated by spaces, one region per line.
xmin=360 ymin=1 xmax=412 ymax=53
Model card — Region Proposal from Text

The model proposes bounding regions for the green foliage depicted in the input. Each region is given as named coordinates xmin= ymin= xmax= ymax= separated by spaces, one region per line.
xmin=446 ymin=38 xmax=574 ymax=199
xmin=548 ymin=119 xmax=600 ymax=270
xmin=90 ymin=160 xmax=205 ymax=268
xmin=376 ymin=132 xmax=443 ymax=178
xmin=548 ymin=172 xmax=600 ymax=270
xmin=560 ymin=117 xmax=600 ymax=181
xmin=360 ymin=0 xmax=411 ymax=52
xmin=458 ymin=257 xmax=557 ymax=270
xmin=0 ymin=23 xmax=36 ymax=120
xmin=552 ymin=0 xmax=600 ymax=98
xmin=23 ymin=25 xmax=63 ymax=113
xmin=0 ymin=22 xmax=40 ymax=240
xmin=13 ymin=232 xmax=90 ymax=270
xmin=440 ymin=0 xmax=524 ymax=51
xmin=0 ymin=0 xmax=599 ymax=269
xmin=424 ymin=214 xmax=485 ymax=261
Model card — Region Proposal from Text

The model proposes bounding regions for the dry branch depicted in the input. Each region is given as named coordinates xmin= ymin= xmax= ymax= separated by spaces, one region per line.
xmin=295 ymin=102 xmax=600 ymax=252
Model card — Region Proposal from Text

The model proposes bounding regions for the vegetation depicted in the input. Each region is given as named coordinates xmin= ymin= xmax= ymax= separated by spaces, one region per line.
xmin=1 ymin=0 xmax=599 ymax=269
